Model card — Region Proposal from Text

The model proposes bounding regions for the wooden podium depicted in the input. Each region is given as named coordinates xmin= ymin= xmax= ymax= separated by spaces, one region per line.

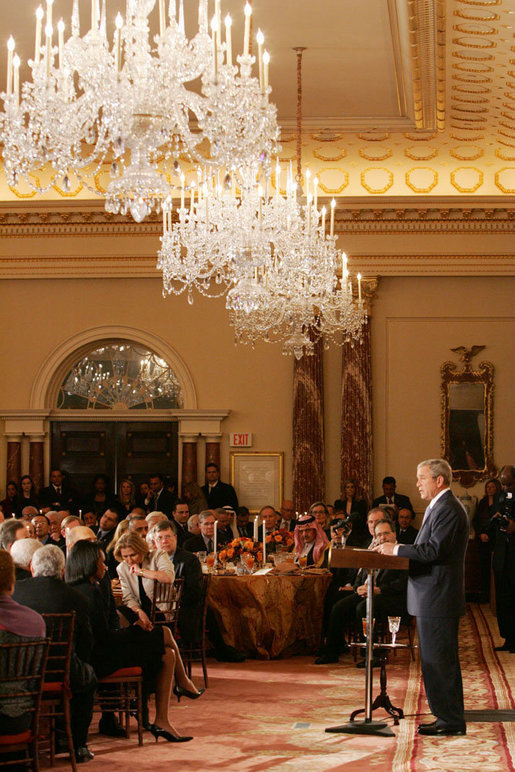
xmin=324 ymin=546 xmax=409 ymax=737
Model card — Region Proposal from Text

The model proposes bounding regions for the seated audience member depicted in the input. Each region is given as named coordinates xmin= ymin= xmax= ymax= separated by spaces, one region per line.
xmin=0 ymin=550 xmax=46 ymax=735
xmin=146 ymin=511 xmax=168 ymax=529
xmin=151 ymin=520 xmax=203 ymax=645
xmin=182 ymin=481 xmax=208 ymax=516
xmin=187 ymin=514 xmax=200 ymax=535
xmin=38 ymin=468 xmax=75 ymax=511
xmin=18 ymin=505 xmax=38 ymax=523
xmin=66 ymin=526 xmax=97 ymax=551
xmin=0 ymin=481 xmax=18 ymax=518
xmin=10 ymin=538 xmax=42 ymax=580
xmin=60 ymin=515 xmax=82 ymax=545
xmin=46 ymin=511 xmax=66 ymax=547
xmin=116 ymin=478 xmax=137 ymax=517
xmin=294 ymin=513 xmax=330 ymax=567
xmin=12 ymin=545 xmax=96 ymax=763
xmin=136 ymin=480 xmax=151 ymax=510
xmin=397 ymin=508 xmax=419 ymax=544
xmin=146 ymin=474 xmax=177 ymax=517
xmin=172 ymin=500 xmax=191 ymax=546
xmin=15 ymin=475 xmax=40 ymax=516
xmin=201 ymin=463 xmax=239 ymax=510
xmin=184 ymin=510 xmax=219 ymax=554
xmin=309 ymin=502 xmax=331 ymax=538
xmin=0 ymin=518 xmax=27 ymax=551
xmin=279 ymin=500 xmax=296 ymax=531
xmin=127 ymin=514 xmax=149 ymax=538
xmin=236 ymin=506 xmax=253 ymax=538
xmin=96 ymin=506 xmax=121 ymax=552
xmin=373 ymin=475 xmax=414 ymax=513
xmin=82 ymin=510 xmax=98 ymax=531
xmin=66 ymin=540 xmax=199 ymax=742
xmin=259 ymin=505 xmax=280 ymax=536
xmin=316 ymin=517 xmax=408 ymax=664
xmin=31 ymin=513 xmax=52 ymax=545
xmin=379 ymin=503 xmax=399 ymax=526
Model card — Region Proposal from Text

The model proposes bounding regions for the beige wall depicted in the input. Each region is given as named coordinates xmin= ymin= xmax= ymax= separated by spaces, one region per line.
xmin=1 ymin=274 xmax=513 ymax=513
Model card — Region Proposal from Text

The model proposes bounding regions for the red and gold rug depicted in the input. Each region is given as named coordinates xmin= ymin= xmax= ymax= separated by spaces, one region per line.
xmin=47 ymin=605 xmax=513 ymax=771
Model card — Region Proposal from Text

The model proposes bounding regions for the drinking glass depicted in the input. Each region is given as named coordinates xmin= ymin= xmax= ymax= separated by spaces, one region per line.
xmin=196 ymin=551 xmax=207 ymax=564
xmin=206 ymin=553 xmax=215 ymax=572
xmin=243 ymin=553 xmax=255 ymax=573
xmin=362 ymin=617 xmax=376 ymax=640
xmin=298 ymin=555 xmax=308 ymax=570
xmin=388 ymin=616 xmax=401 ymax=646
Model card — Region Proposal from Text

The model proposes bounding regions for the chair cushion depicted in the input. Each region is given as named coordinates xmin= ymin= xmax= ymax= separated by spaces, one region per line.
xmin=0 ymin=730 xmax=32 ymax=745
xmin=99 ymin=667 xmax=142 ymax=681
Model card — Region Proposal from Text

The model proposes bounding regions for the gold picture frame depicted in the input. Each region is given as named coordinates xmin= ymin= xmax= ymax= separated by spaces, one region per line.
xmin=230 ymin=451 xmax=284 ymax=513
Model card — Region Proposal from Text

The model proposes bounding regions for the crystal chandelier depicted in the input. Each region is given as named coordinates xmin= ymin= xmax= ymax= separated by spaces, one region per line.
xmin=0 ymin=0 xmax=276 ymax=222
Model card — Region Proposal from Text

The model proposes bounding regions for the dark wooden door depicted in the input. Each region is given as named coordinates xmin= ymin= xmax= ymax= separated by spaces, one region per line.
xmin=51 ymin=421 xmax=178 ymax=500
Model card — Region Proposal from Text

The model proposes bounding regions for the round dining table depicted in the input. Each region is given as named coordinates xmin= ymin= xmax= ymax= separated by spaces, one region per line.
xmin=207 ymin=570 xmax=332 ymax=659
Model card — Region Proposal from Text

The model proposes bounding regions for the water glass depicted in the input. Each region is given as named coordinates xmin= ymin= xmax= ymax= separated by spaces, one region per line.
xmin=388 ymin=616 xmax=401 ymax=646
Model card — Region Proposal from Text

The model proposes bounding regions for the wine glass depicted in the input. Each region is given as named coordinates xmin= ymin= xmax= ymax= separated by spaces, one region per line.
xmin=361 ymin=617 xmax=376 ymax=640
xmin=298 ymin=555 xmax=308 ymax=570
xmin=243 ymin=553 xmax=255 ymax=573
xmin=206 ymin=553 xmax=215 ymax=572
xmin=388 ymin=616 xmax=401 ymax=646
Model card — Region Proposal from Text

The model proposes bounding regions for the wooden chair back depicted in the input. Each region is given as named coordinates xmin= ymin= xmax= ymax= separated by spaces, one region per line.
xmin=151 ymin=578 xmax=183 ymax=633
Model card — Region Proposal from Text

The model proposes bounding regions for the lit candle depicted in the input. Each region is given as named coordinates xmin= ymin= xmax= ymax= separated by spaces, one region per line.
xmin=341 ymin=251 xmax=347 ymax=281
xmin=178 ymin=0 xmax=185 ymax=34
xmin=243 ymin=2 xmax=252 ymax=56
xmin=35 ymin=6 xmax=44 ymax=63
xmin=263 ymin=50 xmax=269 ymax=91
xmin=198 ymin=0 xmax=208 ymax=33
xmin=91 ymin=0 xmax=97 ymax=32
xmin=343 ymin=269 xmax=349 ymax=294
xmin=180 ymin=172 xmax=185 ymax=209
xmin=46 ymin=0 xmax=53 ymax=30
xmin=262 ymin=523 xmax=267 ymax=566
xmin=330 ymin=198 xmax=336 ymax=237
xmin=256 ymin=29 xmax=264 ymax=90
xmin=211 ymin=16 xmax=218 ymax=79
xmin=78 ymin=509 xmax=82 ymax=518
xmin=321 ymin=206 xmax=326 ymax=234
xmin=115 ymin=13 xmax=123 ymax=71
xmin=225 ymin=14 xmax=232 ymax=66
xmin=215 ymin=0 xmax=221 ymax=33
xmin=213 ymin=519 xmax=218 ymax=557
xmin=357 ymin=272 xmax=362 ymax=302
xmin=57 ymin=19 xmax=64 ymax=70
xmin=159 ymin=0 xmax=165 ymax=37
xmin=253 ymin=516 xmax=258 ymax=542
xmin=7 ymin=37 xmax=14 ymax=95
xmin=13 ymin=54 xmax=20 ymax=105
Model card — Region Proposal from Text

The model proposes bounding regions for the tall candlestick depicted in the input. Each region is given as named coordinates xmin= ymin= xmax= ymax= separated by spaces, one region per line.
xmin=198 ymin=0 xmax=207 ymax=33
xmin=13 ymin=55 xmax=20 ymax=105
xmin=57 ymin=20 xmax=64 ymax=70
xmin=243 ymin=2 xmax=252 ymax=56
xmin=321 ymin=206 xmax=326 ymax=235
xmin=178 ymin=0 xmax=185 ymax=34
xmin=159 ymin=0 xmax=165 ymax=37
xmin=35 ymin=6 xmax=44 ymax=63
xmin=215 ymin=0 xmax=221 ymax=33
xmin=253 ymin=516 xmax=258 ymax=542
xmin=330 ymin=198 xmax=336 ymax=237
xmin=7 ymin=37 xmax=14 ymax=96
xmin=263 ymin=50 xmax=269 ymax=91
xmin=91 ymin=0 xmax=97 ymax=32
xmin=225 ymin=15 xmax=232 ymax=66
xmin=46 ymin=0 xmax=53 ymax=31
xmin=256 ymin=29 xmax=264 ymax=90
xmin=357 ymin=272 xmax=362 ymax=302
xmin=262 ymin=523 xmax=266 ymax=566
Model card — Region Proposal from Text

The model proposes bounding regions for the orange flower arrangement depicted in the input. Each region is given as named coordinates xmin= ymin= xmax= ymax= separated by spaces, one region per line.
xmin=265 ymin=529 xmax=294 ymax=551
xmin=219 ymin=537 xmax=262 ymax=564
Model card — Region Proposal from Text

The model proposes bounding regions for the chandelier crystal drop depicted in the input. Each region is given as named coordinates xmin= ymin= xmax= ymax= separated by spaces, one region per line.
xmin=0 ymin=0 xmax=277 ymax=221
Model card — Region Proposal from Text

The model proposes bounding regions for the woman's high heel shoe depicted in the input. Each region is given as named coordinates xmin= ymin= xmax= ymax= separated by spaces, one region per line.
xmin=173 ymin=685 xmax=205 ymax=703
xmin=149 ymin=725 xmax=193 ymax=743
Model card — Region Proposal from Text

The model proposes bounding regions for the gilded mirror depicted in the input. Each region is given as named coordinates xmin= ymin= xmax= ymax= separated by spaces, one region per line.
xmin=441 ymin=346 xmax=495 ymax=487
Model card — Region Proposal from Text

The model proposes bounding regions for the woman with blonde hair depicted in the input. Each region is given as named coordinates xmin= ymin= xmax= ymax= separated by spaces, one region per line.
xmin=182 ymin=481 xmax=208 ymax=516
xmin=117 ymin=478 xmax=137 ymax=517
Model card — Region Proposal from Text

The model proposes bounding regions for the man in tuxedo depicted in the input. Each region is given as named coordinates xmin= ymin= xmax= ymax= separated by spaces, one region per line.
xmin=316 ymin=516 xmax=407 ymax=664
xmin=377 ymin=458 xmax=468 ymax=736
xmin=172 ymin=499 xmax=192 ymax=547
xmin=373 ymin=476 xmax=414 ymax=513
xmin=397 ymin=508 xmax=419 ymax=544
xmin=152 ymin=520 xmax=203 ymax=643
xmin=13 ymin=544 xmax=96 ymax=762
xmin=147 ymin=473 xmax=176 ymax=517
xmin=201 ymin=463 xmax=239 ymax=510
xmin=38 ymin=468 xmax=76 ymax=511
xmin=96 ymin=507 xmax=120 ymax=552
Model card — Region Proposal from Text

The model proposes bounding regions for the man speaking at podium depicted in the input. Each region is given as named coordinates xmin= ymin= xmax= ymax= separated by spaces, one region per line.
xmin=376 ymin=458 xmax=468 ymax=736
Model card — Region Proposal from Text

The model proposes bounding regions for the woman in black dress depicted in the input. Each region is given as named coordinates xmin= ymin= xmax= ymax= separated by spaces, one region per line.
xmin=65 ymin=540 xmax=198 ymax=742
xmin=15 ymin=475 xmax=40 ymax=515
xmin=335 ymin=479 xmax=368 ymax=546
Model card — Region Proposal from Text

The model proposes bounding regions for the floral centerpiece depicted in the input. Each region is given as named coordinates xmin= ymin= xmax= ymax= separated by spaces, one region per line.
xmin=264 ymin=529 xmax=295 ymax=553
xmin=219 ymin=537 xmax=262 ymax=565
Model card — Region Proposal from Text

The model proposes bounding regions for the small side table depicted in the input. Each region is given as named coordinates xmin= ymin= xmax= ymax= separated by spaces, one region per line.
xmin=349 ymin=643 xmax=410 ymax=726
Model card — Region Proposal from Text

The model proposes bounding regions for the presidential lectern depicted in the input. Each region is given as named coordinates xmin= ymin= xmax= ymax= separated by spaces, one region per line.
xmin=325 ymin=546 xmax=409 ymax=737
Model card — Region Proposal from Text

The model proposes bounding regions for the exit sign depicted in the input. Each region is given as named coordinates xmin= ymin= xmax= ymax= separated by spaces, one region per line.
xmin=230 ymin=433 xmax=253 ymax=447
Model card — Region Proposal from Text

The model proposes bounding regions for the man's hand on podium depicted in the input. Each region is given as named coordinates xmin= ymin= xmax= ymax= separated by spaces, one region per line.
xmin=374 ymin=542 xmax=395 ymax=556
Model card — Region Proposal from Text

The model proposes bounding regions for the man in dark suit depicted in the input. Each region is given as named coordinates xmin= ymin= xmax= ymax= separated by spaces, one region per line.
xmin=31 ymin=513 xmax=53 ymax=545
xmin=236 ymin=507 xmax=254 ymax=538
xmin=316 ymin=516 xmax=407 ymax=664
xmin=38 ymin=468 xmax=76 ymax=511
xmin=147 ymin=473 xmax=177 ymax=517
xmin=172 ymin=499 xmax=191 ymax=547
xmin=201 ymin=463 xmax=238 ymax=510
xmin=373 ymin=476 xmax=414 ymax=513
xmin=397 ymin=508 xmax=419 ymax=544
xmin=184 ymin=510 xmax=217 ymax=553
xmin=13 ymin=544 xmax=96 ymax=762
xmin=152 ymin=520 xmax=203 ymax=643
xmin=487 ymin=464 xmax=515 ymax=653
xmin=96 ymin=507 xmax=120 ymax=552
xmin=377 ymin=458 xmax=469 ymax=736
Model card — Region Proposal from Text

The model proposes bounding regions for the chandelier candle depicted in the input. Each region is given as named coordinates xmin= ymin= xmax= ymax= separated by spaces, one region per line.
xmin=225 ymin=15 xmax=232 ymax=66
xmin=244 ymin=3 xmax=252 ymax=56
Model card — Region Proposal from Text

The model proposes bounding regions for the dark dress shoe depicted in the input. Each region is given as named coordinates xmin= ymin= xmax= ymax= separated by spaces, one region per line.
xmin=99 ymin=715 xmax=127 ymax=737
xmin=417 ymin=722 xmax=466 ymax=736
xmin=75 ymin=745 xmax=95 ymax=763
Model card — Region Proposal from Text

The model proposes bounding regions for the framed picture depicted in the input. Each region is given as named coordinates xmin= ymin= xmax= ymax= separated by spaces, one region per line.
xmin=230 ymin=451 xmax=284 ymax=513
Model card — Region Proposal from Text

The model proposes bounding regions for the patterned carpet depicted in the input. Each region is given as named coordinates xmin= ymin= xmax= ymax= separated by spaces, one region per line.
xmin=46 ymin=604 xmax=514 ymax=771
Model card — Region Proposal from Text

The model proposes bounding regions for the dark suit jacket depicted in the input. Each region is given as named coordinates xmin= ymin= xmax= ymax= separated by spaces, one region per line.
xmin=148 ymin=489 xmax=177 ymax=518
xmin=172 ymin=519 xmax=190 ymax=548
xmin=12 ymin=576 xmax=94 ymax=688
xmin=397 ymin=524 xmax=419 ymax=544
xmin=237 ymin=523 xmax=254 ymax=539
xmin=397 ymin=489 xmax=469 ymax=617
xmin=183 ymin=534 xmax=212 ymax=553
xmin=373 ymin=492 xmax=414 ymax=513
xmin=172 ymin=547 xmax=203 ymax=642
xmin=201 ymin=481 xmax=239 ymax=510
xmin=96 ymin=528 xmax=116 ymax=553
xmin=38 ymin=484 xmax=76 ymax=511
